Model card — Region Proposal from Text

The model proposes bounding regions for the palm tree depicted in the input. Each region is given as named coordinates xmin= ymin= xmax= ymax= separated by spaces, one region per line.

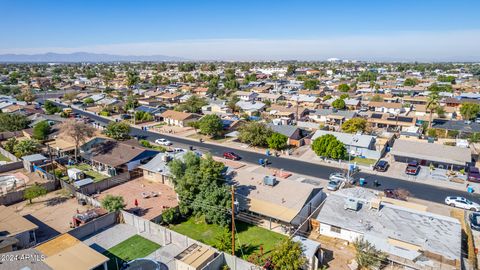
xmin=426 ymin=92 xmax=440 ymax=129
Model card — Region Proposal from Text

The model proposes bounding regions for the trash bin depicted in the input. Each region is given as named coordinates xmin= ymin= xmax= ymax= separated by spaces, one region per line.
xmin=266 ymin=150 xmax=270 ymax=156
xmin=258 ymin=159 xmax=264 ymax=165
xmin=359 ymin=178 xmax=365 ymax=186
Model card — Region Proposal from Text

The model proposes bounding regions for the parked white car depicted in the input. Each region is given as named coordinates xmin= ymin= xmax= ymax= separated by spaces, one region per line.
xmin=329 ymin=172 xmax=355 ymax=184
xmin=445 ymin=196 xmax=480 ymax=211
xmin=155 ymin=138 xmax=172 ymax=146
xmin=327 ymin=179 xmax=341 ymax=191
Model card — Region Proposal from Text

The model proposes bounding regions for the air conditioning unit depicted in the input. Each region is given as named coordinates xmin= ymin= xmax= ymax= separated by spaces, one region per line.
xmin=344 ymin=198 xmax=360 ymax=211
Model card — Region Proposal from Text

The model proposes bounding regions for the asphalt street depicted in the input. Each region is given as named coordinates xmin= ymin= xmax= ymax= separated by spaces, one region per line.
xmin=49 ymin=100 xmax=480 ymax=205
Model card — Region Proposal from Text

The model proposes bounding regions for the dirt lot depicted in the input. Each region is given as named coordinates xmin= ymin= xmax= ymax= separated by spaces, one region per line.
xmin=96 ymin=177 xmax=178 ymax=221
xmin=10 ymin=190 xmax=91 ymax=243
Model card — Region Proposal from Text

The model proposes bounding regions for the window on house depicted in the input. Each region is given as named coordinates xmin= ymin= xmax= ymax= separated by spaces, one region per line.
xmin=330 ymin=225 xmax=341 ymax=234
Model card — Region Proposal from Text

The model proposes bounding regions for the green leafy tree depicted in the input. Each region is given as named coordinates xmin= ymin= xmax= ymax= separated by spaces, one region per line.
xmin=126 ymin=70 xmax=140 ymax=89
xmin=124 ymin=95 xmax=138 ymax=111
xmin=198 ymin=114 xmax=223 ymax=137
xmin=353 ymin=237 xmax=387 ymax=270
xmin=342 ymin=118 xmax=367 ymax=133
xmin=3 ymin=137 xmax=17 ymax=153
xmin=332 ymin=99 xmax=346 ymax=110
xmin=0 ymin=113 xmax=30 ymax=132
xmin=428 ymin=83 xmax=453 ymax=93
xmin=311 ymin=134 xmax=347 ymax=160
xmin=286 ymin=64 xmax=296 ymax=75
xmin=32 ymin=120 xmax=51 ymax=140
xmin=161 ymin=208 xmax=179 ymax=225
xmin=169 ymin=153 xmax=231 ymax=226
xmin=403 ymin=78 xmax=419 ymax=86
xmin=83 ymin=97 xmax=94 ymax=105
xmin=227 ymin=95 xmax=240 ymax=113
xmin=437 ymin=75 xmax=456 ymax=84
xmin=460 ymin=102 xmax=480 ymax=121
xmin=188 ymin=121 xmax=200 ymax=133
xmin=175 ymin=96 xmax=208 ymax=113
xmin=13 ymin=139 xmax=38 ymax=157
xmin=215 ymin=228 xmax=231 ymax=252
xmin=43 ymin=100 xmax=61 ymax=114
xmin=24 ymin=184 xmax=48 ymax=204
xmin=338 ymin=83 xmax=351 ymax=92
xmin=304 ymin=79 xmax=319 ymax=90
xmin=104 ymin=121 xmax=131 ymax=140
xmin=238 ymin=122 xmax=273 ymax=147
xmin=267 ymin=132 xmax=288 ymax=150
xmin=322 ymin=95 xmax=332 ymax=101
xmin=135 ymin=111 xmax=154 ymax=122
xmin=270 ymin=239 xmax=307 ymax=270
xmin=101 ymin=195 xmax=125 ymax=212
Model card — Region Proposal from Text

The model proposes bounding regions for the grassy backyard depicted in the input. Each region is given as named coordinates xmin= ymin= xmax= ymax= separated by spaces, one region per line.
xmin=67 ymin=163 xmax=109 ymax=182
xmin=101 ymin=235 xmax=161 ymax=270
xmin=170 ymin=216 xmax=287 ymax=258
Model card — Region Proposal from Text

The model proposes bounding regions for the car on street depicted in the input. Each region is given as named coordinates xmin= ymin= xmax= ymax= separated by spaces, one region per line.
xmin=373 ymin=160 xmax=389 ymax=172
xmin=327 ymin=179 xmax=341 ymax=191
xmin=155 ymin=138 xmax=172 ymax=146
xmin=223 ymin=152 xmax=240 ymax=160
xmin=329 ymin=172 xmax=355 ymax=184
xmin=405 ymin=161 xmax=420 ymax=175
xmin=445 ymin=196 xmax=480 ymax=211
xmin=470 ymin=212 xmax=480 ymax=231
xmin=467 ymin=166 xmax=480 ymax=183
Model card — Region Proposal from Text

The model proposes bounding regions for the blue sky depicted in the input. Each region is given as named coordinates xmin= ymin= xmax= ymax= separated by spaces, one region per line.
xmin=2 ymin=0 xmax=480 ymax=61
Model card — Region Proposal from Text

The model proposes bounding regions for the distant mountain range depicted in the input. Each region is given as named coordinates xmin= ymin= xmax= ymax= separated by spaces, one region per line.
xmin=0 ymin=52 xmax=185 ymax=62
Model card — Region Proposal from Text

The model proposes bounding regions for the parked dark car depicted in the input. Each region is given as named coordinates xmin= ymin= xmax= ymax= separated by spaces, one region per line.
xmin=470 ymin=212 xmax=480 ymax=231
xmin=405 ymin=161 xmax=420 ymax=175
xmin=373 ymin=160 xmax=389 ymax=172
xmin=223 ymin=152 xmax=240 ymax=160
xmin=467 ymin=166 xmax=480 ymax=183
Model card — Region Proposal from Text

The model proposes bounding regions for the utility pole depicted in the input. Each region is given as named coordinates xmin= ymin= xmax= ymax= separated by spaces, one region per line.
xmin=231 ymin=185 xmax=235 ymax=256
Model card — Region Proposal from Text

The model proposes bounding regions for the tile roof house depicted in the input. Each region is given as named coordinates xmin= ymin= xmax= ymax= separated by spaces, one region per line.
xmin=160 ymin=110 xmax=201 ymax=127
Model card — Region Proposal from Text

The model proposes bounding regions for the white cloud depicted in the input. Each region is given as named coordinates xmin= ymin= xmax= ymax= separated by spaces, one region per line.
xmin=2 ymin=30 xmax=480 ymax=61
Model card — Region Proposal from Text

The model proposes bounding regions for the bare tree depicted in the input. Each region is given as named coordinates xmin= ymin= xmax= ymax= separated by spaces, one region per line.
xmin=60 ymin=120 xmax=95 ymax=161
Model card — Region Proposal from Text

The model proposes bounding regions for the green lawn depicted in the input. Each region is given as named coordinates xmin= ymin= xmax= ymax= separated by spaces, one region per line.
xmin=102 ymin=235 xmax=161 ymax=270
xmin=67 ymin=163 xmax=109 ymax=182
xmin=352 ymin=157 xmax=377 ymax=166
xmin=170 ymin=216 xmax=287 ymax=258
xmin=0 ymin=153 xmax=11 ymax=162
